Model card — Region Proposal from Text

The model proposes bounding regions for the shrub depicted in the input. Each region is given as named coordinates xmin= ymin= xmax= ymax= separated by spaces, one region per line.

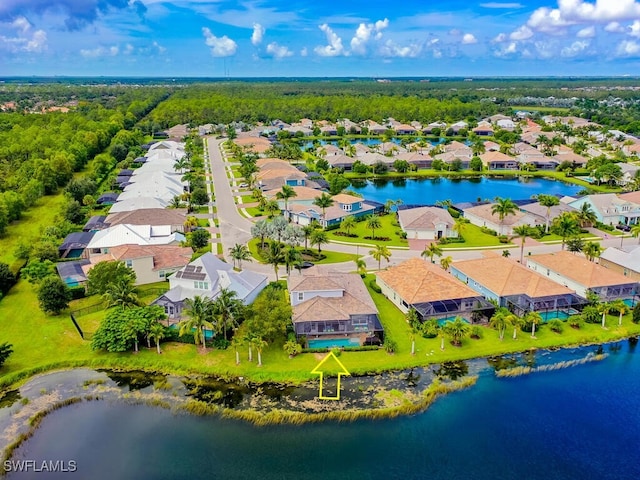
xmin=438 ymin=236 xmax=465 ymax=245
xmin=364 ymin=236 xmax=391 ymax=241
xmin=548 ymin=319 xmax=564 ymax=333
xmin=212 ymin=337 xmax=230 ymax=350
xmin=330 ymin=347 xmax=342 ymax=357
xmin=498 ymin=235 xmax=509 ymax=244
xmin=582 ymin=305 xmax=600 ymax=324
xmin=421 ymin=318 xmax=439 ymax=338
xmin=383 ymin=338 xmax=397 ymax=354
xmin=633 ymin=304 xmax=640 ymax=324
xmin=283 ymin=340 xmax=302 ymax=357
xmin=470 ymin=325 xmax=483 ymax=339
xmin=333 ymin=231 xmax=358 ymax=238
xmin=480 ymin=226 xmax=498 ymax=236
xmin=568 ymin=315 xmax=584 ymax=329
xmin=369 ymin=279 xmax=382 ymax=293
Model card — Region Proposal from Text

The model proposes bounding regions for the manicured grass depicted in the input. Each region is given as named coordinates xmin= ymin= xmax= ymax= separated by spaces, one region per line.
xmin=244 ymin=207 xmax=264 ymax=217
xmin=248 ymin=238 xmax=360 ymax=265
xmin=329 ymin=213 xmax=408 ymax=247
xmin=538 ymin=232 xmax=599 ymax=242
xmin=0 ymin=194 xmax=67 ymax=265
xmin=441 ymin=223 xmax=507 ymax=249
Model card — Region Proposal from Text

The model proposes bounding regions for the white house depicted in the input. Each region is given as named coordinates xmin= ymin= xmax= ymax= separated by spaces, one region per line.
xmin=397 ymin=207 xmax=457 ymax=240
xmin=86 ymin=224 xmax=185 ymax=257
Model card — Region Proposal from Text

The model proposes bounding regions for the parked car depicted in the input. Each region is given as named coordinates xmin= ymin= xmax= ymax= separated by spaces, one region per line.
xmin=616 ymin=224 xmax=631 ymax=232
xmin=297 ymin=261 xmax=315 ymax=269
xmin=238 ymin=183 xmax=249 ymax=188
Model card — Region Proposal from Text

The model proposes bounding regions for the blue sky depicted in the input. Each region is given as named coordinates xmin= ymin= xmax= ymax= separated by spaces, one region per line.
xmin=2 ymin=1 xmax=640 ymax=77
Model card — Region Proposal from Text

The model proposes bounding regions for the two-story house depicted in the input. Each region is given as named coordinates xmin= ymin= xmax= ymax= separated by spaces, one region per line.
xmin=288 ymin=267 xmax=383 ymax=348
xmin=288 ymin=193 xmax=377 ymax=228
xmin=568 ymin=194 xmax=640 ymax=227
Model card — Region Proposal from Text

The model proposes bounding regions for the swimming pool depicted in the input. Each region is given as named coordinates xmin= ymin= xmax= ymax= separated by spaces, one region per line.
xmin=307 ymin=338 xmax=360 ymax=349
xmin=436 ymin=317 xmax=470 ymax=327
xmin=169 ymin=324 xmax=215 ymax=340
xmin=624 ymin=299 xmax=637 ymax=308
xmin=539 ymin=309 xmax=579 ymax=322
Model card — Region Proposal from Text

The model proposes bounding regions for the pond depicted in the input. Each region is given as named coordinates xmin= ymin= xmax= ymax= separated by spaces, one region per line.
xmin=4 ymin=341 xmax=640 ymax=480
xmin=349 ymin=176 xmax=583 ymax=206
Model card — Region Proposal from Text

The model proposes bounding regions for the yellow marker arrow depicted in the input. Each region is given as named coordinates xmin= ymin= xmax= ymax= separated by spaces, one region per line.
xmin=311 ymin=351 xmax=350 ymax=400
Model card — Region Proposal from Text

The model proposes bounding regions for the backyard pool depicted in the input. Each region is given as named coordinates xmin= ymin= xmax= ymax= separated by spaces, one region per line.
xmin=436 ymin=317 xmax=470 ymax=327
xmin=307 ymin=338 xmax=360 ymax=349
xmin=539 ymin=309 xmax=580 ymax=322
xmin=169 ymin=324 xmax=215 ymax=340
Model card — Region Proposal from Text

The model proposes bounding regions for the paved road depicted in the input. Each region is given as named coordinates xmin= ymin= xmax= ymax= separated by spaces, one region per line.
xmin=206 ymin=135 xmax=631 ymax=277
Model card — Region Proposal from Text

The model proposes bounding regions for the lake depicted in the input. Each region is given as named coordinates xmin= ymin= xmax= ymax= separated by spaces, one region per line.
xmin=349 ymin=177 xmax=583 ymax=206
xmin=7 ymin=341 xmax=640 ymax=480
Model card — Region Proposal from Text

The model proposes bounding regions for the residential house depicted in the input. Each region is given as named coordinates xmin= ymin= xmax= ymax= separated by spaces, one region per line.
xmin=526 ymin=251 xmax=638 ymax=301
xmin=56 ymin=260 xmax=91 ymax=287
xmin=393 ymin=152 xmax=433 ymax=169
xmin=364 ymin=120 xmax=387 ymax=135
xmin=288 ymin=267 xmax=383 ymax=346
xmin=58 ymin=231 xmax=96 ymax=259
xmin=599 ymin=246 xmax=640 ymax=282
xmin=327 ymin=154 xmax=357 ymax=171
xmin=484 ymin=141 xmax=501 ymax=152
xmin=518 ymin=200 xmax=577 ymax=228
xmin=233 ymin=136 xmax=272 ymax=154
xmin=83 ymin=215 xmax=107 ymax=232
xmin=480 ymin=151 xmax=519 ymax=170
xmin=287 ymin=193 xmax=376 ymax=228
xmin=552 ymin=150 xmax=588 ymax=168
xmin=86 ymin=224 xmax=185 ymax=257
xmin=338 ymin=118 xmax=361 ymax=134
xmin=450 ymin=254 xmax=582 ymax=317
xmin=152 ymin=253 xmax=267 ymax=320
xmin=448 ymin=121 xmax=468 ymax=134
xmin=619 ymin=163 xmax=640 ymax=186
xmin=105 ymin=208 xmax=188 ymax=233
xmin=394 ymin=124 xmax=417 ymax=135
xmin=423 ymin=121 xmax=447 ymax=135
xmin=473 ymin=121 xmax=494 ymax=136
xmin=375 ymin=258 xmax=493 ymax=322
xmin=397 ymin=206 xmax=458 ymax=240
xmin=568 ymin=194 xmax=640 ymax=226
xmin=97 ymin=192 xmax=119 ymax=205
xmin=463 ymin=203 xmax=540 ymax=235
xmin=264 ymin=185 xmax=324 ymax=208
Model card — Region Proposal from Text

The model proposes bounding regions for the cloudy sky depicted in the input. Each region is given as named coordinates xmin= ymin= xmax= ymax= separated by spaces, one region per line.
xmin=2 ymin=0 xmax=640 ymax=77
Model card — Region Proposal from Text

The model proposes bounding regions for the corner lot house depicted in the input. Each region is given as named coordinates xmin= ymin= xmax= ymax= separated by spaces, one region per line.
xmin=87 ymin=224 xmax=185 ymax=257
xmin=463 ymin=203 xmax=539 ymax=235
xmin=599 ymin=246 xmax=640 ymax=282
xmin=450 ymin=255 xmax=582 ymax=317
xmin=288 ymin=193 xmax=376 ymax=228
xmin=153 ymin=253 xmax=268 ymax=320
xmin=288 ymin=267 xmax=383 ymax=347
xmin=526 ymin=251 xmax=638 ymax=301
xmin=375 ymin=258 xmax=493 ymax=322
xmin=397 ymin=206 xmax=457 ymax=240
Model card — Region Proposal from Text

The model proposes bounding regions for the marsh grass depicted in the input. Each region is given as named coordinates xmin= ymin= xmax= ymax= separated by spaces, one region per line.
xmin=495 ymin=353 xmax=607 ymax=378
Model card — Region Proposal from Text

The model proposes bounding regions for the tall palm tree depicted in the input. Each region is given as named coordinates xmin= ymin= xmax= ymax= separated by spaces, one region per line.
xmin=512 ymin=225 xmax=531 ymax=264
xmin=491 ymin=197 xmax=518 ymax=235
xmin=575 ymin=202 xmax=597 ymax=228
xmin=490 ymin=308 xmax=510 ymax=341
xmin=173 ymin=156 xmax=190 ymax=174
xmin=510 ymin=314 xmax=524 ymax=339
xmin=552 ymin=212 xmax=580 ymax=250
xmin=276 ymin=185 xmax=297 ymax=220
xmin=537 ymin=194 xmax=560 ymax=233
xmin=440 ymin=256 xmax=453 ymax=270
xmin=583 ymin=241 xmax=602 ymax=262
xmin=598 ymin=301 xmax=612 ymax=329
xmin=310 ymin=229 xmax=329 ymax=253
xmin=443 ymin=317 xmax=471 ymax=346
xmin=313 ymin=193 xmax=334 ymax=226
xmin=102 ymin=279 xmax=140 ymax=310
xmin=525 ymin=311 xmax=542 ymax=339
xmin=251 ymin=219 xmax=270 ymax=250
xmin=421 ymin=242 xmax=443 ymax=263
xmin=365 ymin=215 xmax=382 ymax=239
xmin=354 ymin=258 xmax=367 ymax=277
xmin=264 ymin=200 xmax=281 ymax=219
xmin=148 ymin=323 xmax=165 ymax=354
xmin=283 ymin=245 xmax=302 ymax=274
xmin=229 ymin=243 xmax=252 ymax=270
xmin=254 ymin=338 xmax=268 ymax=367
xmin=212 ymin=288 xmax=243 ymax=341
xmin=340 ymin=216 xmax=356 ymax=236
xmin=180 ymin=296 xmax=215 ymax=351
xmin=263 ymin=241 xmax=284 ymax=281
xmin=406 ymin=308 xmax=420 ymax=356
xmin=231 ymin=336 xmax=243 ymax=365
xmin=611 ymin=299 xmax=630 ymax=326
xmin=301 ymin=223 xmax=317 ymax=250
xmin=183 ymin=216 xmax=198 ymax=233
xmin=370 ymin=244 xmax=391 ymax=270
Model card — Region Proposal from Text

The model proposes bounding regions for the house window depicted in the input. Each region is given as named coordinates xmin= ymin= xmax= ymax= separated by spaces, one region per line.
xmin=203 ymin=282 xmax=208 ymax=290
xmin=125 ymin=260 xmax=133 ymax=268
xmin=297 ymin=292 xmax=304 ymax=301
xmin=343 ymin=204 xmax=352 ymax=211
xmin=159 ymin=270 xmax=166 ymax=278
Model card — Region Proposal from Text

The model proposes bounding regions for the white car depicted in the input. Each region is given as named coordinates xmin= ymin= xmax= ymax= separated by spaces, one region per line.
xmin=238 ymin=183 xmax=249 ymax=188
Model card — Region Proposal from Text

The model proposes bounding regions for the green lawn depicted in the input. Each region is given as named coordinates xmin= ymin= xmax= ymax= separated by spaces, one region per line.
xmin=248 ymin=238 xmax=360 ymax=265
xmin=441 ymin=223 xmax=507 ymax=249
xmin=538 ymin=232 xmax=599 ymax=242
xmin=244 ymin=207 xmax=264 ymax=217
xmin=329 ymin=213 xmax=408 ymax=247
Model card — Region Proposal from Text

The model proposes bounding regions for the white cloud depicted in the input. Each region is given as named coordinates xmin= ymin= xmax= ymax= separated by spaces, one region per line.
xmin=494 ymin=41 xmax=518 ymax=57
xmin=629 ymin=20 xmax=640 ymax=37
xmin=265 ymin=42 xmax=293 ymax=59
xmin=462 ymin=33 xmax=478 ymax=44
xmin=605 ymin=21 xmax=625 ymax=32
xmin=561 ymin=40 xmax=590 ymax=56
xmin=480 ymin=2 xmax=524 ymax=8
xmin=202 ymin=27 xmax=237 ymax=57
xmin=0 ymin=17 xmax=47 ymax=53
xmin=533 ymin=40 xmax=556 ymax=59
xmin=379 ymin=39 xmax=422 ymax=58
xmin=123 ymin=44 xmax=134 ymax=55
xmin=617 ymin=39 xmax=640 ymax=56
xmin=350 ymin=18 xmax=388 ymax=55
xmin=80 ymin=45 xmax=119 ymax=58
xmin=314 ymin=24 xmax=345 ymax=57
xmin=510 ymin=25 xmax=533 ymax=40
xmin=576 ymin=26 xmax=595 ymax=38
xmin=493 ymin=33 xmax=507 ymax=43
xmin=300 ymin=47 xmax=308 ymax=56
xmin=251 ymin=23 xmax=264 ymax=46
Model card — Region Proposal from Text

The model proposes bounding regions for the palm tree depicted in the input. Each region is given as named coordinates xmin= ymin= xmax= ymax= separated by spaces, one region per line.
xmin=632 ymin=223 xmax=640 ymax=244
xmin=611 ymin=299 xmax=630 ymax=326
xmin=263 ymin=241 xmax=284 ymax=281
xmin=254 ymin=338 xmax=268 ymax=367
xmin=489 ymin=308 xmax=510 ymax=341
xmin=370 ymin=244 xmax=391 ymax=270
xmin=491 ymin=197 xmax=518 ymax=235
xmin=440 ymin=256 xmax=453 ymax=270
xmin=525 ymin=311 xmax=542 ymax=339
xmin=229 ymin=243 xmax=252 ymax=270
xmin=211 ymin=288 xmax=243 ymax=341
xmin=268 ymin=215 xmax=288 ymax=243
xmin=264 ymin=200 xmax=281 ymax=219
xmin=512 ymin=225 xmax=531 ymax=264
xmin=283 ymin=245 xmax=302 ymax=274
xmin=575 ymin=202 xmax=597 ymax=228
xmin=598 ymin=301 xmax=612 ymax=329
xmin=169 ymin=195 xmax=183 ymax=209
xmin=502 ymin=249 xmax=511 ymax=258
xmin=173 ymin=156 xmax=190 ymax=174
xmin=406 ymin=308 xmax=420 ymax=355
xmin=180 ymin=296 xmax=214 ymax=351
xmin=354 ymin=258 xmax=367 ymax=276
xmin=183 ymin=216 xmax=198 ymax=233
xmin=148 ymin=323 xmax=165 ymax=354
xmin=510 ymin=314 xmax=524 ymax=339
xmin=365 ymin=215 xmax=382 ymax=239
xmin=301 ymin=224 xmax=317 ymax=250
xmin=421 ymin=242 xmax=443 ymax=263
xmin=583 ymin=241 xmax=602 ymax=262
xmin=443 ymin=317 xmax=471 ymax=346
xmin=537 ymin=194 xmax=559 ymax=233
xmin=276 ymin=185 xmax=297 ymax=219
xmin=310 ymin=229 xmax=329 ymax=253
xmin=251 ymin=219 xmax=270 ymax=250
xmin=102 ymin=279 xmax=140 ymax=310
xmin=231 ymin=336 xmax=243 ymax=365
xmin=313 ymin=193 xmax=334 ymax=225
xmin=340 ymin=216 xmax=356 ymax=236
xmin=552 ymin=212 xmax=580 ymax=250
